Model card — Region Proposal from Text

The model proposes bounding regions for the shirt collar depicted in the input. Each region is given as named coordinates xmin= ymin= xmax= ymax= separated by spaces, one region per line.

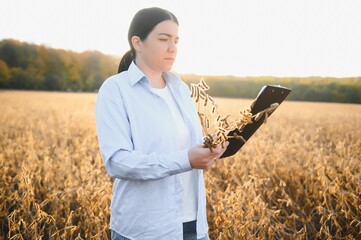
xmin=127 ymin=61 xmax=181 ymax=87
xmin=127 ymin=61 xmax=146 ymax=87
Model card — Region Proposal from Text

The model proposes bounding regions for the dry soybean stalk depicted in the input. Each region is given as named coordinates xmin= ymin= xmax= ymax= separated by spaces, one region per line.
xmin=191 ymin=78 xmax=280 ymax=152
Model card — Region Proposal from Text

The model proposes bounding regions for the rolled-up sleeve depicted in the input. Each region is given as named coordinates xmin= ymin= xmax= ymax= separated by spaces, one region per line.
xmin=95 ymin=78 xmax=192 ymax=181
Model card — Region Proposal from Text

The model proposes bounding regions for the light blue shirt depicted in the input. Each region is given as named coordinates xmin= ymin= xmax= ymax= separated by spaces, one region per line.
xmin=95 ymin=62 xmax=208 ymax=239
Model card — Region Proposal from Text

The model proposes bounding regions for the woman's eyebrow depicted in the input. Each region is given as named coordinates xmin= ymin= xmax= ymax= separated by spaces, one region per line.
xmin=158 ymin=33 xmax=179 ymax=39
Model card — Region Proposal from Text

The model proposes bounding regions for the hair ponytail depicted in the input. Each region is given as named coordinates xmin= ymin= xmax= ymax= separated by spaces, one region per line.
xmin=118 ymin=50 xmax=133 ymax=73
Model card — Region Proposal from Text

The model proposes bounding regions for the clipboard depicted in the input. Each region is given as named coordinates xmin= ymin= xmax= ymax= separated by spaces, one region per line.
xmin=220 ymin=85 xmax=292 ymax=158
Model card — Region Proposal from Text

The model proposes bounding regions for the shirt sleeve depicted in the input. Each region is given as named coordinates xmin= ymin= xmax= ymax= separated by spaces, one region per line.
xmin=95 ymin=78 xmax=192 ymax=181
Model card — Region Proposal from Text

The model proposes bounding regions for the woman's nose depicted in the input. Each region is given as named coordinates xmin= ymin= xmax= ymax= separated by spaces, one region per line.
xmin=168 ymin=41 xmax=177 ymax=52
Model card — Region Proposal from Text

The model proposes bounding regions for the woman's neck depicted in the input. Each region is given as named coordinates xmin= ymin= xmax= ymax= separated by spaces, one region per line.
xmin=147 ymin=72 xmax=166 ymax=89
xmin=134 ymin=59 xmax=166 ymax=88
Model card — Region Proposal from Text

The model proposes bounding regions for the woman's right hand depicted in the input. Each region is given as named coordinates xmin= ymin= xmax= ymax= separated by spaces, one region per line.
xmin=188 ymin=142 xmax=229 ymax=169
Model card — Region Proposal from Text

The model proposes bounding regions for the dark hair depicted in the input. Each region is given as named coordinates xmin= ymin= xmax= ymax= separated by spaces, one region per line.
xmin=118 ymin=7 xmax=178 ymax=73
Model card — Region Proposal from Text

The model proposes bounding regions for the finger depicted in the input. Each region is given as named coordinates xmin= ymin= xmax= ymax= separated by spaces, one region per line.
xmin=217 ymin=141 xmax=229 ymax=156
xmin=215 ymin=141 xmax=229 ymax=151
xmin=207 ymin=158 xmax=217 ymax=169
xmin=221 ymin=142 xmax=229 ymax=153
xmin=211 ymin=145 xmax=222 ymax=155
xmin=207 ymin=156 xmax=216 ymax=163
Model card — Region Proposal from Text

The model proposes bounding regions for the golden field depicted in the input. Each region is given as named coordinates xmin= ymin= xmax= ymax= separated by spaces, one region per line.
xmin=0 ymin=90 xmax=360 ymax=240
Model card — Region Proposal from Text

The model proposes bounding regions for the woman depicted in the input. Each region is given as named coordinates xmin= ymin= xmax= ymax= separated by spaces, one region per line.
xmin=96 ymin=7 xmax=228 ymax=240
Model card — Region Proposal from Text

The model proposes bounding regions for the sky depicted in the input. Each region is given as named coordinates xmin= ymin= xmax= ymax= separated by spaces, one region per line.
xmin=1 ymin=0 xmax=361 ymax=77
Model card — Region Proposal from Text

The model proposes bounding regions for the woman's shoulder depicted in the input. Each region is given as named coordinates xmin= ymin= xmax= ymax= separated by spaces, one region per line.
xmin=100 ymin=72 xmax=129 ymax=89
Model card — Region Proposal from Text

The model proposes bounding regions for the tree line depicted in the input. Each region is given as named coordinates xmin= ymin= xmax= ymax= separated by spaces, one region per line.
xmin=0 ymin=39 xmax=118 ymax=91
xmin=182 ymin=75 xmax=361 ymax=104
xmin=1 ymin=39 xmax=360 ymax=103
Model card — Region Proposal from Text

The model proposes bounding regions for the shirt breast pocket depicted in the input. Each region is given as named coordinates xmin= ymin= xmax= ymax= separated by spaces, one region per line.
xmin=129 ymin=101 xmax=175 ymax=153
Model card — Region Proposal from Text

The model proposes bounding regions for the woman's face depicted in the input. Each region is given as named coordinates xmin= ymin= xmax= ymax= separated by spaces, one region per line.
xmin=135 ymin=20 xmax=179 ymax=73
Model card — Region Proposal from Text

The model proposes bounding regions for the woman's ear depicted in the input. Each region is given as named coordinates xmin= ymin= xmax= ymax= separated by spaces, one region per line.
xmin=131 ymin=36 xmax=142 ymax=52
